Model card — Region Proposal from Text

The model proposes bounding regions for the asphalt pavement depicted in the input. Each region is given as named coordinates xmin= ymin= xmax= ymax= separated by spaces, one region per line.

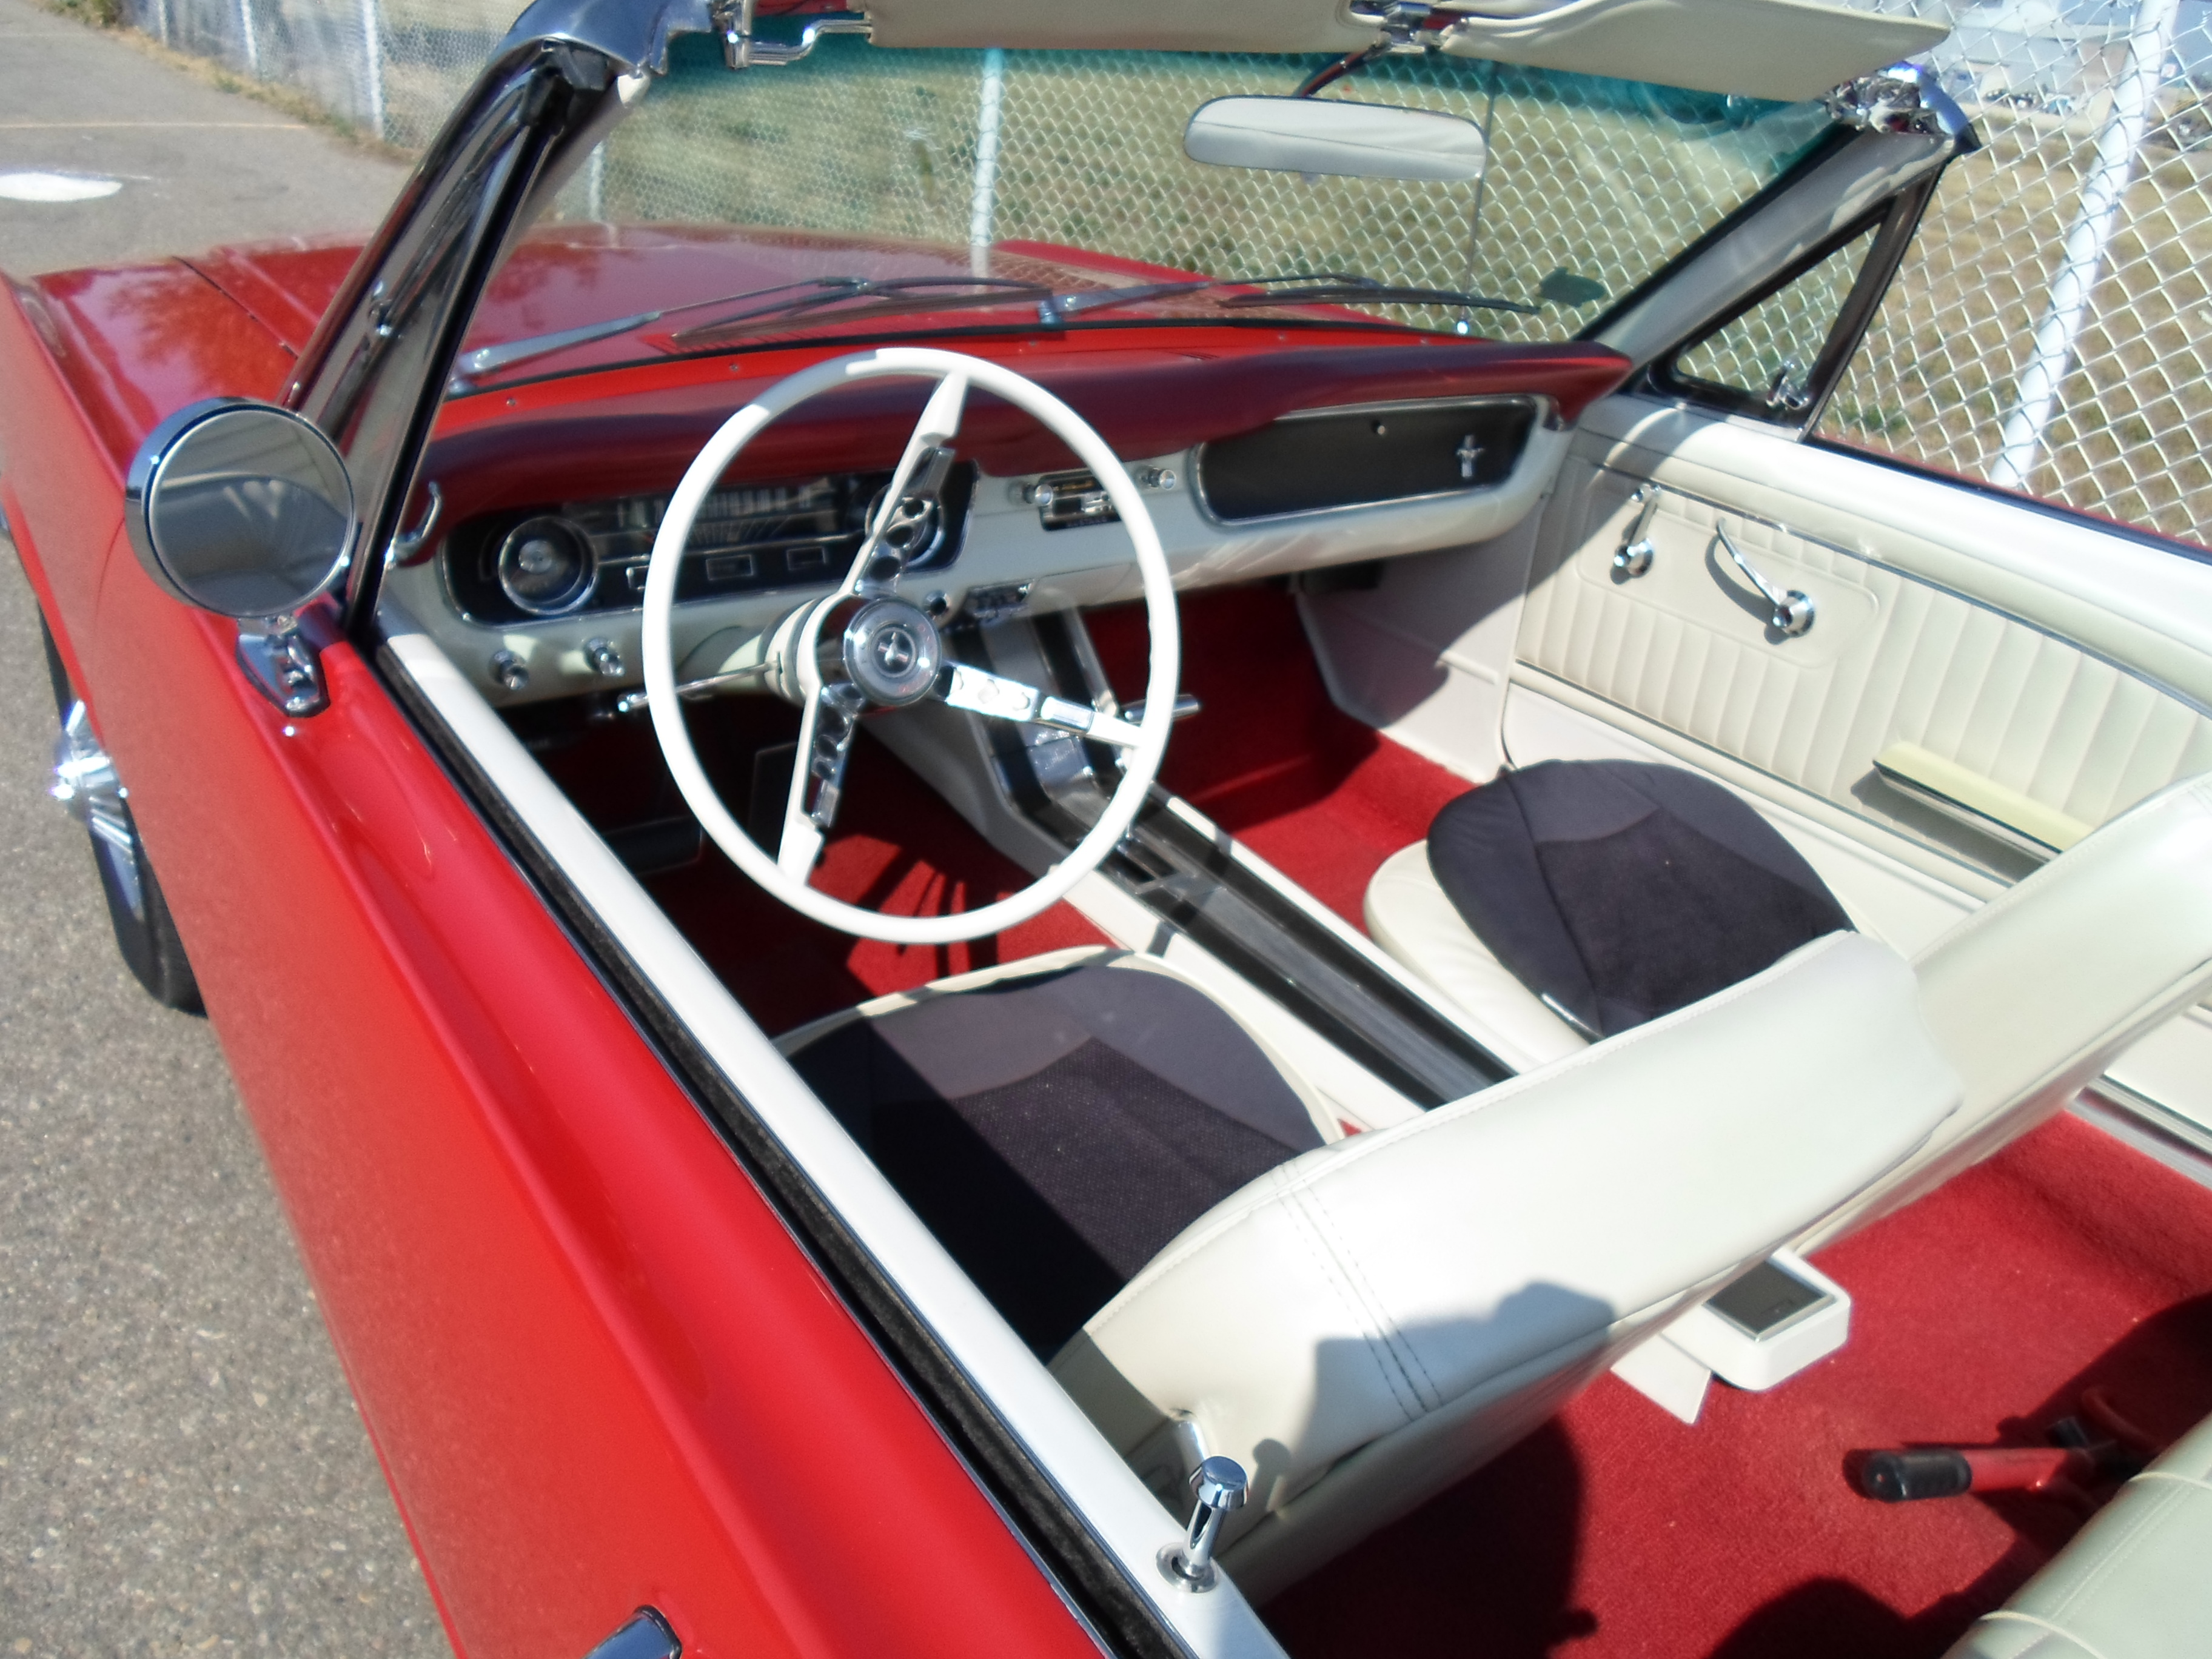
xmin=0 ymin=5 xmax=449 ymax=1652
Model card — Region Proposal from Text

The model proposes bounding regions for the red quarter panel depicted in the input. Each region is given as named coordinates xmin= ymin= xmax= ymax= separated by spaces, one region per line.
xmin=85 ymin=545 xmax=1099 ymax=1658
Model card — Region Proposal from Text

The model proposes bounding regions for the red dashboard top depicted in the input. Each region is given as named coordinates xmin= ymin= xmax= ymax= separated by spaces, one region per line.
xmin=15 ymin=224 xmax=1630 ymax=500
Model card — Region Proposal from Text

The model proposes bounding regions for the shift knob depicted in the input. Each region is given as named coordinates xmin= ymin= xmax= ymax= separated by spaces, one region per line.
xmin=1165 ymin=1455 xmax=1248 ymax=1589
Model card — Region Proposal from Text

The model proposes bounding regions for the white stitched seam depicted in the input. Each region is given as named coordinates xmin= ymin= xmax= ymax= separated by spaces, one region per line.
xmin=1279 ymin=1179 xmax=1421 ymax=1426
xmin=1294 ymin=1178 xmax=1442 ymax=1415
xmin=1977 ymin=1611 xmax=2111 ymax=1659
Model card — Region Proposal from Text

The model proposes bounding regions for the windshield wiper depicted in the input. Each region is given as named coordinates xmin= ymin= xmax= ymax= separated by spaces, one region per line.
xmin=452 ymin=276 xmax=1056 ymax=387
xmin=666 ymin=276 xmax=1054 ymax=347
xmin=453 ymin=268 xmax=1535 ymax=392
xmin=1039 ymin=271 xmax=1537 ymax=323
xmin=1213 ymin=276 xmax=1538 ymax=315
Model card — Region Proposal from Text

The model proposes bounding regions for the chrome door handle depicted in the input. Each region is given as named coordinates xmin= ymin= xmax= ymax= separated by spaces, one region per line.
xmin=1614 ymin=483 xmax=1660 ymax=577
xmin=1713 ymin=524 xmax=1815 ymax=637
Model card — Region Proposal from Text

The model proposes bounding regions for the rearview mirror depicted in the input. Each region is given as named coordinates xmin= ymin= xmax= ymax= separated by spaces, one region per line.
xmin=126 ymin=398 xmax=356 ymax=622
xmin=1184 ymin=96 xmax=1487 ymax=183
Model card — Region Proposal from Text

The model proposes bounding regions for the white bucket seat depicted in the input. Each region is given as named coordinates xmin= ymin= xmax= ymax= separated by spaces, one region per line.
xmin=1047 ymin=932 xmax=1959 ymax=1597
xmin=1369 ymin=771 xmax=2212 ymax=1253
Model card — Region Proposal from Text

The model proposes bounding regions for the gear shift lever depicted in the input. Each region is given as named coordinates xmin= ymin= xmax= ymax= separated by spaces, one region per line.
xmin=1163 ymin=1455 xmax=1248 ymax=1589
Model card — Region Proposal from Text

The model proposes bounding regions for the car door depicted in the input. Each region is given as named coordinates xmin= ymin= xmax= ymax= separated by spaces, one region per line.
xmin=1302 ymin=90 xmax=2212 ymax=1144
xmin=12 ymin=24 xmax=1110 ymax=1659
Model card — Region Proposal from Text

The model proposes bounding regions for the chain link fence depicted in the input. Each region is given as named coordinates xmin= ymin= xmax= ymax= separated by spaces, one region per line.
xmin=122 ymin=0 xmax=2211 ymax=550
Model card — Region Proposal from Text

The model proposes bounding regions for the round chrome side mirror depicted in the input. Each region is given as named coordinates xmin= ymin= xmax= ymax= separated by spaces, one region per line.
xmin=125 ymin=398 xmax=356 ymax=621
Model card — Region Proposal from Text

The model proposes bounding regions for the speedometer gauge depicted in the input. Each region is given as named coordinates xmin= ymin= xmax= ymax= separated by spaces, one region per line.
xmin=496 ymin=516 xmax=597 ymax=615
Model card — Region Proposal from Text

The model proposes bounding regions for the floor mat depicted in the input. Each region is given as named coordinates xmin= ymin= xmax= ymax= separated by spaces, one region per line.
xmin=1263 ymin=1110 xmax=2212 ymax=1658
xmin=1087 ymin=585 xmax=1470 ymax=928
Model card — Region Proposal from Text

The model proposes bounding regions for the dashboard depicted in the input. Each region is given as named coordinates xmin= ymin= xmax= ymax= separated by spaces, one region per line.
xmin=386 ymin=337 xmax=1627 ymax=703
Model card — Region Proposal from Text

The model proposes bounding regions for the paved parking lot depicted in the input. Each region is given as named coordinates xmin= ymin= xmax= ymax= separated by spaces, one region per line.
xmin=0 ymin=4 xmax=448 ymax=1652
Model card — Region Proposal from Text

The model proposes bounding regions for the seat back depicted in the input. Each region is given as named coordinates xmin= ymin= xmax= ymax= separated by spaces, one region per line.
xmin=1053 ymin=933 xmax=1961 ymax=1599
xmin=1800 ymin=773 xmax=2212 ymax=1252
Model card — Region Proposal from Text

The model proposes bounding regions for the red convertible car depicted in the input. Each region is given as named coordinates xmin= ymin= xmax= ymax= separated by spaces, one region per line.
xmin=10 ymin=2 xmax=2212 ymax=1656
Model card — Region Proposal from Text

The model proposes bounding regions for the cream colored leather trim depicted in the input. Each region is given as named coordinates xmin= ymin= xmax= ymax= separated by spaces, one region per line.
xmin=1572 ymin=395 xmax=2212 ymax=711
xmin=1517 ymin=461 xmax=2212 ymax=861
xmin=1943 ymin=1409 xmax=2212 ymax=1659
xmin=1803 ymin=773 xmax=2212 ymax=1248
xmin=1363 ymin=843 xmax=1588 ymax=1071
xmin=1873 ymin=742 xmax=2091 ymax=856
xmin=1057 ymin=933 xmax=1959 ymax=1598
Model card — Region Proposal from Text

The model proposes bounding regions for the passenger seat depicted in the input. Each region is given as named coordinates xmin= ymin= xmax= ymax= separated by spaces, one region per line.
xmin=1944 ymin=1409 xmax=2212 ymax=1658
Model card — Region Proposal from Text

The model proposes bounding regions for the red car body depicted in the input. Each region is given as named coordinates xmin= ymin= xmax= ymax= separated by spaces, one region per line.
xmin=2 ymin=216 xmax=1626 ymax=1655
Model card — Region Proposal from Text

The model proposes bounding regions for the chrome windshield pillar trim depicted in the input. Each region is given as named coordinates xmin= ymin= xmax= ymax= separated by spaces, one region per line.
xmin=500 ymin=0 xmax=709 ymax=76
xmin=1823 ymin=61 xmax=1979 ymax=153
xmin=711 ymin=0 xmax=868 ymax=67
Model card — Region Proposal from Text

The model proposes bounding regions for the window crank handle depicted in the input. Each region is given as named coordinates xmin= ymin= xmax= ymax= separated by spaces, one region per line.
xmin=1714 ymin=524 xmax=1815 ymax=637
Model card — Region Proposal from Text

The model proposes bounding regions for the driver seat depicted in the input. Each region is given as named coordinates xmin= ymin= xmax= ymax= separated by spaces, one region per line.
xmin=783 ymin=933 xmax=1962 ymax=1597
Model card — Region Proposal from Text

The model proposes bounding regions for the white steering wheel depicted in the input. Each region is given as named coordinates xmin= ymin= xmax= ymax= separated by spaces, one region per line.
xmin=640 ymin=347 xmax=1179 ymax=945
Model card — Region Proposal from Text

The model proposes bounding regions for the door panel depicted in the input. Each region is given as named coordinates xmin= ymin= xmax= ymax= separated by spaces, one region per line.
xmin=1518 ymin=458 xmax=2212 ymax=866
xmin=1508 ymin=393 xmax=2212 ymax=1133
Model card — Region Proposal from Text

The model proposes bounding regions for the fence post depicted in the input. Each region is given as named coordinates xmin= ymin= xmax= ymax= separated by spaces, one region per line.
xmin=357 ymin=0 xmax=387 ymax=141
xmin=1990 ymin=0 xmax=2181 ymax=492
xmin=968 ymin=47 xmax=1006 ymax=276
xmin=236 ymin=0 xmax=259 ymax=76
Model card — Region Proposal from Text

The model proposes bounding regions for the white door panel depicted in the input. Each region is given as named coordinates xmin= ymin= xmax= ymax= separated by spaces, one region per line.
xmin=1519 ymin=446 xmax=2212 ymax=866
xmin=1510 ymin=393 xmax=2212 ymax=1134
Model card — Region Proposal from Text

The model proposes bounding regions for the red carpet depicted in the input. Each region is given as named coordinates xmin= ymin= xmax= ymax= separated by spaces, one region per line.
xmin=1265 ymin=1111 xmax=2212 ymax=1658
xmin=646 ymin=729 xmax=1109 ymax=1035
xmin=1087 ymin=585 xmax=1470 ymax=926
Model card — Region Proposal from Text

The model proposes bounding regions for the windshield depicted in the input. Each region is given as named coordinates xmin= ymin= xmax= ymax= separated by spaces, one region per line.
xmin=456 ymin=34 xmax=1836 ymax=386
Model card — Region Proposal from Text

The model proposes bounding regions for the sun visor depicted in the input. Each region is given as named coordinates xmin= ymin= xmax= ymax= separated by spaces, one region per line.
xmin=862 ymin=0 xmax=1949 ymax=104
xmin=1435 ymin=0 xmax=1949 ymax=102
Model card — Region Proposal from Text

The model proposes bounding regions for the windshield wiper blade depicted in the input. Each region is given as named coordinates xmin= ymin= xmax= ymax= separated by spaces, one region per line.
xmin=667 ymin=276 xmax=1054 ymax=346
xmin=1040 ymin=272 xmax=1374 ymax=322
xmin=1215 ymin=279 xmax=1538 ymax=315
xmin=455 ymin=309 xmax=668 ymax=381
xmin=1038 ymin=271 xmax=1535 ymax=323
xmin=451 ymin=276 xmax=1056 ymax=386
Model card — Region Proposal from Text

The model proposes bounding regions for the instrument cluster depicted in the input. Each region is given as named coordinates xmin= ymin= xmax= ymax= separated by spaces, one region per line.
xmin=440 ymin=463 xmax=977 ymax=626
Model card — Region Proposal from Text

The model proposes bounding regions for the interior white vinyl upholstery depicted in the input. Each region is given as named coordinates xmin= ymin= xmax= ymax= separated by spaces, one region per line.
xmin=1516 ymin=464 xmax=2212 ymax=865
xmin=1800 ymin=771 xmax=2212 ymax=1248
xmin=1364 ymin=843 xmax=1589 ymax=1073
xmin=1943 ymin=1410 xmax=2212 ymax=1659
xmin=1051 ymin=933 xmax=1960 ymax=1600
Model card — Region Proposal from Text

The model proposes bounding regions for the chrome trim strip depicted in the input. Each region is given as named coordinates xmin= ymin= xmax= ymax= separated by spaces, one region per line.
xmin=1868 ymin=760 xmax=2060 ymax=863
